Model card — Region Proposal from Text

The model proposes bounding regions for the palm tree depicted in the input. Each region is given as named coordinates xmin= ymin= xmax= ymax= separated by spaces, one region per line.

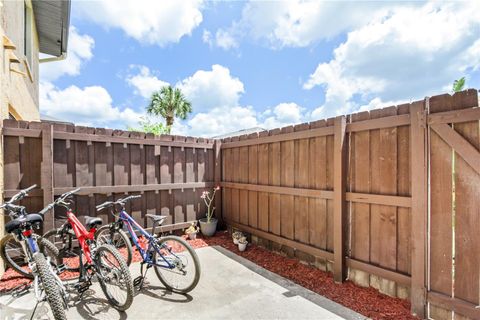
xmin=147 ymin=86 xmax=192 ymax=133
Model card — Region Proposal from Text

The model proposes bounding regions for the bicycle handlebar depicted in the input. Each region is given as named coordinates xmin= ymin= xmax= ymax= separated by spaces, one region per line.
xmin=0 ymin=185 xmax=37 ymax=216
xmin=39 ymin=188 xmax=81 ymax=215
xmin=96 ymin=195 xmax=142 ymax=211
xmin=2 ymin=184 xmax=37 ymax=206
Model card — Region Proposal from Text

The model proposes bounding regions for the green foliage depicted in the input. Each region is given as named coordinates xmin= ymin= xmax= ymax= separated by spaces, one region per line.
xmin=147 ymin=86 xmax=192 ymax=131
xmin=128 ymin=117 xmax=169 ymax=135
xmin=452 ymin=77 xmax=465 ymax=93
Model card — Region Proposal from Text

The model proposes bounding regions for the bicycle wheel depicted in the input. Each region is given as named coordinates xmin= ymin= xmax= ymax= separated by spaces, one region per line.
xmin=33 ymin=252 xmax=67 ymax=320
xmin=153 ymin=235 xmax=201 ymax=293
xmin=43 ymin=228 xmax=81 ymax=272
xmin=94 ymin=244 xmax=133 ymax=311
xmin=0 ymin=234 xmax=33 ymax=278
xmin=95 ymin=225 xmax=132 ymax=266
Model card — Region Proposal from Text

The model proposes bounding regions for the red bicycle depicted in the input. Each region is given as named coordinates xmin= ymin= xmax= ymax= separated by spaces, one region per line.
xmin=42 ymin=189 xmax=134 ymax=311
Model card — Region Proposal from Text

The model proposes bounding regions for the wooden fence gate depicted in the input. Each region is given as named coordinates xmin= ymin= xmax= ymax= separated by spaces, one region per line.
xmin=426 ymin=92 xmax=480 ymax=319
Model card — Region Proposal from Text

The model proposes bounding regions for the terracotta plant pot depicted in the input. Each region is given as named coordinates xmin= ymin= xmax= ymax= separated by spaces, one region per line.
xmin=199 ymin=218 xmax=218 ymax=237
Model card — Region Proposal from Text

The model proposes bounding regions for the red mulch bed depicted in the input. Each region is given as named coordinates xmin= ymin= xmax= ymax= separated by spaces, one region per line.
xmin=0 ymin=231 xmax=418 ymax=320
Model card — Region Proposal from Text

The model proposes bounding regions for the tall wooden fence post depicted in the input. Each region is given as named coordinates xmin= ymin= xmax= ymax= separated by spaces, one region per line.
xmin=41 ymin=123 xmax=54 ymax=232
xmin=333 ymin=115 xmax=347 ymax=283
xmin=410 ymin=99 xmax=428 ymax=318
xmin=214 ymin=139 xmax=222 ymax=225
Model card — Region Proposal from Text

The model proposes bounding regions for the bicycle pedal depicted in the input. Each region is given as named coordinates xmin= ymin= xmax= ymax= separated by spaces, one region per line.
xmin=133 ymin=276 xmax=144 ymax=287
xmin=74 ymin=280 xmax=91 ymax=295
xmin=56 ymin=264 xmax=67 ymax=274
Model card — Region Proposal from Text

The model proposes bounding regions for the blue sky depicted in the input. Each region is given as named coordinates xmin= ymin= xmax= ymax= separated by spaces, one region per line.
xmin=39 ymin=0 xmax=480 ymax=137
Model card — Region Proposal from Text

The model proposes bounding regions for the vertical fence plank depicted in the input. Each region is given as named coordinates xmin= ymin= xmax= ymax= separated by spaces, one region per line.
xmin=270 ymin=128 xmax=282 ymax=236
xmin=214 ymin=140 xmax=222 ymax=224
xmin=129 ymin=131 xmax=145 ymax=223
xmin=349 ymin=111 xmax=371 ymax=287
xmin=185 ymin=138 xmax=196 ymax=223
xmin=257 ymin=131 xmax=269 ymax=232
xmin=410 ymin=100 xmax=427 ymax=318
xmin=239 ymin=135 xmax=249 ymax=226
xmin=452 ymin=91 xmax=480 ymax=305
xmin=308 ymin=120 xmax=328 ymax=251
xmin=247 ymin=134 xmax=258 ymax=229
xmin=279 ymin=126 xmax=293 ymax=239
xmin=41 ymin=123 xmax=54 ymax=232
xmin=231 ymin=136 xmax=240 ymax=223
xmin=333 ymin=116 xmax=347 ymax=282
xmin=173 ymin=136 xmax=186 ymax=224
xmin=221 ymin=138 xmax=231 ymax=222
xmin=326 ymin=118 xmax=335 ymax=253
xmin=294 ymin=123 xmax=310 ymax=244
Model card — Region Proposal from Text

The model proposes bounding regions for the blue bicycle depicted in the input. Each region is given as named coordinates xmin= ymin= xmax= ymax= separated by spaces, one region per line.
xmin=95 ymin=195 xmax=201 ymax=293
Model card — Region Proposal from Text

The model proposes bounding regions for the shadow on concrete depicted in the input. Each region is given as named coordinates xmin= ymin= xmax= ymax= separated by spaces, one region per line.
xmin=135 ymin=282 xmax=193 ymax=303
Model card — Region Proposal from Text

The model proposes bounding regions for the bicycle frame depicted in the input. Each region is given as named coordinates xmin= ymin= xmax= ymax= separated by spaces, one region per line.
xmin=65 ymin=210 xmax=97 ymax=265
xmin=117 ymin=210 xmax=175 ymax=269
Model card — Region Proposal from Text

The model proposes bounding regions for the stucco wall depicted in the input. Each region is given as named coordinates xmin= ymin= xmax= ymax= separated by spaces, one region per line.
xmin=0 ymin=0 xmax=41 ymax=275
xmin=1 ymin=0 xmax=40 ymax=121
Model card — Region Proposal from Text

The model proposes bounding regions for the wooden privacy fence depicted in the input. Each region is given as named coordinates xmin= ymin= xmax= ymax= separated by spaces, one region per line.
xmin=2 ymin=120 xmax=221 ymax=234
xmin=1 ymin=89 xmax=479 ymax=319
xmin=220 ymin=89 xmax=480 ymax=319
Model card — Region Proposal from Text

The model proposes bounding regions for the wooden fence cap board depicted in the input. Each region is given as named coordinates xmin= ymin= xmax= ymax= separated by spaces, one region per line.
xmin=231 ymin=135 xmax=240 ymax=141
xmin=247 ymin=132 xmax=259 ymax=139
xmin=352 ymin=111 xmax=370 ymax=122
xmin=268 ymin=128 xmax=283 ymax=136
xmin=185 ymin=136 xmax=196 ymax=142
xmin=326 ymin=117 xmax=335 ymax=126
xmin=452 ymin=89 xmax=478 ymax=110
xmin=258 ymin=130 xmax=269 ymax=137
xmin=278 ymin=126 xmax=292 ymax=134
xmin=239 ymin=134 xmax=248 ymax=141
xmin=159 ymin=134 xmax=173 ymax=141
xmin=429 ymin=94 xmax=453 ymax=113
xmin=3 ymin=119 xmax=19 ymax=127
xmin=397 ymin=103 xmax=411 ymax=115
xmin=309 ymin=119 xmax=326 ymax=128
xmin=294 ymin=122 xmax=310 ymax=131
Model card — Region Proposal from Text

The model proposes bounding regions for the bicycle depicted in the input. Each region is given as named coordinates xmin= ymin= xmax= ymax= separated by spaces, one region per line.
xmin=96 ymin=195 xmax=201 ymax=293
xmin=42 ymin=189 xmax=134 ymax=311
xmin=0 ymin=185 xmax=67 ymax=320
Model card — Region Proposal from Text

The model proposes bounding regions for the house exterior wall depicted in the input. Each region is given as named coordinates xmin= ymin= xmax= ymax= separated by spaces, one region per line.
xmin=1 ymin=0 xmax=40 ymax=121
xmin=0 ymin=0 xmax=41 ymax=275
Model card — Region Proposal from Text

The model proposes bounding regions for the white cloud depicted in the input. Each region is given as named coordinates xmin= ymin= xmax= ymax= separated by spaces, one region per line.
xmin=305 ymin=1 xmax=480 ymax=117
xmin=126 ymin=66 xmax=169 ymax=99
xmin=76 ymin=0 xmax=204 ymax=46
xmin=177 ymin=64 xmax=244 ymax=112
xmin=40 ymin=27 xmax=94 ymax=82
xmin=262 ymin=103 xmax=304 ymax=129
xmin=203 ymin=28 xmax=239 ymax=50
xmin=40 ymin=82 xmax=142 ymax=128
xmin=212 ymin=1 xmax=411 ymax=49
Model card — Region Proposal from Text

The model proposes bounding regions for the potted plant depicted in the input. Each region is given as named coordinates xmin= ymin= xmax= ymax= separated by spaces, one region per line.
xmin=238 ymin=236 xmax=248 ymax=252
xmin=232 ymin=231 xmax=243 ymax=244
xmin=199 ymin=186 xmax=220 ymax=237
xmin=185 ymin=221 xmax=199 ymax=240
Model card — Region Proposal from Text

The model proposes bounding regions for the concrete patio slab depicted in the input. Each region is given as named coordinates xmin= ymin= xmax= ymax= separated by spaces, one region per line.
xmin=0 ymin=246 xmax=365 ymax=320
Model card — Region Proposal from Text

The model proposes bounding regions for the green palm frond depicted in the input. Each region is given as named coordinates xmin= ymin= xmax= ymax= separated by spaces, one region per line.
xmin=452 ymin=77 xmax=466 ymax=93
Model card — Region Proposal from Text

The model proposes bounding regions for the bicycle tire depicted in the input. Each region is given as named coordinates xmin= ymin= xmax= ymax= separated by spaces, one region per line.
xmin=153 ymin=235 xmax=201 ymax=293
xmin=43 ymin=228 xmax=81 ymax=272
xmin=95 ymin=225 xmax=133 ymax=266
xmin=95 ymin=244 xmax=134 ymax=311
xmin=33 ymin=252 xmax=67 ymax=320
xmin=0 ymin=234 xmax=33 ymax=278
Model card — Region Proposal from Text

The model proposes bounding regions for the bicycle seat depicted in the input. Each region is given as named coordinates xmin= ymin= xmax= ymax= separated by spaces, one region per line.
xmin=85 ymin=216 xmax=102 ymax=229
xmin=146 ymin=214 xmax=167 ymax=225
xmin=5 ymin=214 xmax=43 ymax=233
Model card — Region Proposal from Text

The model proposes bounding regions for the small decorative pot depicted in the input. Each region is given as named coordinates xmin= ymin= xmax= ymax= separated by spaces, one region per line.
xmin=188 ymin=232 xmax=197 ymax=240
xmin=199 ymin=218 xmax=218 ymax=237
xmin=238 ymin=242 xmax=247 ymax=252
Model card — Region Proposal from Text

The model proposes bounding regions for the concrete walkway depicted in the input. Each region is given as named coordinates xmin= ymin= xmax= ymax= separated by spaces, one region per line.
xmin=0 ymin=246 xmax=365 ymax=320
